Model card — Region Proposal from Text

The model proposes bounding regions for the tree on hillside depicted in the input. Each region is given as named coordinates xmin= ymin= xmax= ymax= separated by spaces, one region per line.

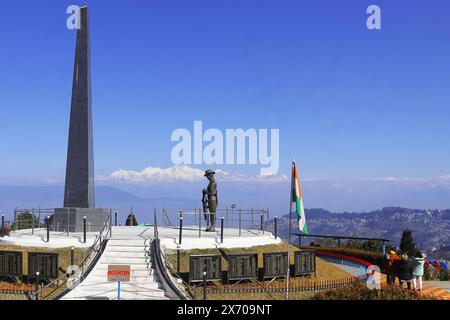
xmin=362 ymin=240 xmax=384 ymax=253
xmin=11 ymin=211 xmax=40 ymax=230
xmin=345 ymin=239 xmax=384 ymax=253
xmin=399 ymin=229 xmax=418 ymax=256
xmin=345 ymin=240 xmax=363 ymax=250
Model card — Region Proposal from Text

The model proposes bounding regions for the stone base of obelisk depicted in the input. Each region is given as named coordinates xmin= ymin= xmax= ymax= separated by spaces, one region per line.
xmin=53 ymin=208 xmax=110 ymax=233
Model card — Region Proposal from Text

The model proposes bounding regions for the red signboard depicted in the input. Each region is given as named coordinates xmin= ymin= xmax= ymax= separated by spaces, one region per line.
xmin=107 ymin=265 xmax=131 ymax=282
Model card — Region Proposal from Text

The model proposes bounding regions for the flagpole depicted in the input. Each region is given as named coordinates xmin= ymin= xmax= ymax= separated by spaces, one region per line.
xmin=286 ymin=159 xmax=295 ymax=300
xmin=289 ymin=158 xmax=294 ymax=245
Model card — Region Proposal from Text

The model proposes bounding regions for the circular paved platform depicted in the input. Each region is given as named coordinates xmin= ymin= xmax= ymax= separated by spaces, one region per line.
xmin=1 ymin=226 xmax=281 ymax=250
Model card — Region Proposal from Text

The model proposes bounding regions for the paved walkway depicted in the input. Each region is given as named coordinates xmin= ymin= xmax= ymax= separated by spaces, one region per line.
xmin=1 ymin=228 xmax=97 ymax=248
xmin=157 ymin=226 xmax=280 ymax=250
xmin=421 ymin=281 xmax=450 ymax=300
xmin=381 ymin=279 xmax=450 ymax=300
xmin=2 ymin=226 xmax=280 ymax=250
xmin=424 ymin=281 xmax=450 ymax=292
xmin=319 ymin=256 xmax=367 ymax=278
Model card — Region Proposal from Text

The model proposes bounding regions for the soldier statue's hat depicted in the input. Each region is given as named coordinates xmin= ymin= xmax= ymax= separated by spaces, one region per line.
xmin=204 ymin=169 xmax=216 ymax=177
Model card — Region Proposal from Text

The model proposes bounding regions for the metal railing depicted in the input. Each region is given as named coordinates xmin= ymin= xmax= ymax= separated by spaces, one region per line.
xmin=8 ymin=206 xmax=272 ymax=238
xmin=8 ymin=208 xmax=113 ymax=244
xmin=293 ymin=233 xmax=390 ymax=254
xmin=203 ymin=276 xmax=362 ymax=296
xmin=11 ymin=208 xmax=53 ymax=234
xmin=0 ymin=283 xmax=36 ymax=294
xmin=155 ymin=207 xmax=271 ymax=238
xmin=31 ymin=214 xmax=113 ymax=300
xmin=151 ymin=239 xmax=188 ymax=300
xmin=152 ymin=213 xmax=191 ymax=300
xmin=11 ymin=208 xmax=112 ymax=235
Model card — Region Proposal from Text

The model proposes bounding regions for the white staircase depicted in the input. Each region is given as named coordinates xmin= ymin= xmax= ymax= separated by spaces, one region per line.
xmin=61 ymin=237 xmax=168 ymax=300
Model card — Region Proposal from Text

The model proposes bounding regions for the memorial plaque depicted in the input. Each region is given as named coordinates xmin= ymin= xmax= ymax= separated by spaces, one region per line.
xmin=0 ymin=251 xmax=23 ymax=276
xmin=294 ymin=250 xmax=316 ymax=276
xmin=107 ymin=265 xmax=131 ymax=282
xmin=227 ymin=253 xmax=258 ymax=281
xmin=263 ymin=252 xmax=288 ymax=278
xmin=28 ymin=253 xmax=58 ymax=279
xmin=189 ymin=255 xmax=221 ymax=282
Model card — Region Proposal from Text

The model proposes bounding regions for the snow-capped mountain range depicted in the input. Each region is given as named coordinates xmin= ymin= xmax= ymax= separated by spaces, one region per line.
xmin=100 ymin=165 xmax=288 ymax=184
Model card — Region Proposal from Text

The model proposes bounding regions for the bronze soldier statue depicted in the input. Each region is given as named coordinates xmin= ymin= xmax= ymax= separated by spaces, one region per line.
xmin=202 ymin=170 xmax=218 ymax=232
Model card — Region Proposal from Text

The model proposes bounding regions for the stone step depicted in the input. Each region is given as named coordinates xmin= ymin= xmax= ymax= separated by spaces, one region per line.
xmin=68 ymin=287 xmax=165 ymax=300
xmin=86 ymin=270 xmax=156 ymax=280
xmin=105 ymin=245 xmax=150 ymax=250
xmin=106 ymin=246 xmax=148 ymax=253
xmin=63 ymin=289 xmax=167 ymax=300
xmin=108 ymin=239 xmax=149 ymax=245
xmin=94 ymin=264 xmax=153 ymax=272
xmin=102 ymin=251 xmax=151 ymax=258
xmin=106 ymin=245 xmax=149 ymax=250
xmin=83 ymin=274 xmax=156 ymax=283
xmin=78 ymin=282 xmax=161 ymax=291
xmin=107 ymin=241 xmax=148 ymax=246
xmin=88 ymin=270 xmax=154 ymax=278
xmin=108 ymin=238 xmax=151 ymax=246
xmin=67 ymin=293 xmax=169 ymax=301
xmin=100 ymin=257 xmax=150 ymax=264
xmin=60 ymin=235 xmax=169 ymax=301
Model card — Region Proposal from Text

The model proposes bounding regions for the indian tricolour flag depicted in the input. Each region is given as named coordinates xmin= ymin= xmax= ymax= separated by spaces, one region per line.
xmin=291 ymin=161 xmax=309 ymax=235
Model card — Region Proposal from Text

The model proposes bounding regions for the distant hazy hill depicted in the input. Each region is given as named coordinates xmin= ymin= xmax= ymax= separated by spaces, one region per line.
xmin=1 ymin=184 xmax=449 ymax=256
xmin=104 ymin=179 xmax=450 ymax=214
xmin=0 ymin=185 xmax=197 ymax=223
xmin=270 ymin=207 xmax=449 ymax=258
xmin=101 ymin=166 xmax=450 ymax=212
xmin=3 ymin=171 xmax=450 ymax=221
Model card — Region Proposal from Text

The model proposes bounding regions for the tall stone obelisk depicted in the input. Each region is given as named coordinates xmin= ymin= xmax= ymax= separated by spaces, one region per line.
xmin=64 ymin=5 xmax=95 ymax=209
xmin=54 ymin=5 xmax=109 ymax=233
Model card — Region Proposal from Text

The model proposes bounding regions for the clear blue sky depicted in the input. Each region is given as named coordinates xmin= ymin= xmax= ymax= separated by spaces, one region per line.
xmin=0 ymin=0 xmax=449 ymax=184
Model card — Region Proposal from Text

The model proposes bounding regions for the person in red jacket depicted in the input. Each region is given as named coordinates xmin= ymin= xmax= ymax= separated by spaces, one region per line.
xmin=434 ymin=260 xmax=442 ymax=271
xmin=386 ymin=251 xmax=399 ymax=285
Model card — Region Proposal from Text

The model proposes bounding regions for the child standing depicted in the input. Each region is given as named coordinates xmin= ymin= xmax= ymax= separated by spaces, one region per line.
xmin=412 ymin=252 xmax=425 ymax=291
